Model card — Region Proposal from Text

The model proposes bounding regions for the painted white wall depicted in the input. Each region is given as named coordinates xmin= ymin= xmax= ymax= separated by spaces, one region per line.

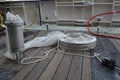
xmin=41 ymin=1 xmax=57 ymax=22
xmin=10 ymin=0 xmax=120 ymax=26
xmin=74 ymin=6 xmax=83 ymax=20
xmin=93 ymin=4 xmax=113 ymax=22
xmin=112 ymin=6 xmax=120 ymax=21
xmin=94 ymin=0 xmax=113 ymax=3
xmin=57 ymin=6 xmax=73 ymax=21
xmin=12 ymin=2 xmax=39 ymax=26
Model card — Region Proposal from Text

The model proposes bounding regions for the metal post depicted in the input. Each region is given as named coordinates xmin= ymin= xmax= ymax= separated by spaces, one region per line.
xmin=46 ymin=15 xmax=48 ymax=30
xmin=38 ymin=0 xmax=42 ymax=26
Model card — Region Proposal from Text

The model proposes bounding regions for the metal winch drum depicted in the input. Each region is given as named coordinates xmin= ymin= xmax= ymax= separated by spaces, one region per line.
xmin=5 ymin=22 xmax=24 ymax=52
xmin=5 ymin=22 xmax=24 ymax=61
xmin=59 ymin=32 xmax=97 ymax=50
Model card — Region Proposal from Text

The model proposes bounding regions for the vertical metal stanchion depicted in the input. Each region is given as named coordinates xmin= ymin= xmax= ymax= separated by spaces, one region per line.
xmin=46 ymin=15 xmax=49 ymax=30
xmin=97 ymin=18 xmax=101 ymax=33
xmin=38 ymin=0 xmax=42 ymax=26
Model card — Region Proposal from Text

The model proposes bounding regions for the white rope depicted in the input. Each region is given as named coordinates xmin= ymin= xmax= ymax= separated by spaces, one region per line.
xmin=21 ymin=31 xmax=100 ymax=65
xmin=21 ymin=41 xmax=100 ymax=65
xmin=20 ymin=47 xmax=56 ymax=65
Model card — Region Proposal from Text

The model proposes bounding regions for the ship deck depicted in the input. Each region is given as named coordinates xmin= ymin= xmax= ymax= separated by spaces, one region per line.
xmin=0 ymin=30 xmax=120 ymax=80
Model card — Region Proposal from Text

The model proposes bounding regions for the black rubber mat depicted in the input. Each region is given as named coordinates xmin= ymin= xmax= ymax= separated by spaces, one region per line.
xmin=91 ymin=37 xmax=120 ymax=80
xmin=0 ymin=68 xmax=17 ymax=80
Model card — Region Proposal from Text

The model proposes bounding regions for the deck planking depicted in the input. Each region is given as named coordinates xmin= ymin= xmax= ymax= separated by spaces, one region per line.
xmin=52 ymin=54 xmax=73 ymax=80
xmin=11 ymin=31 xmax=49 ymax=80
xmin=0 ymin=30 xmax=119 ymax=80
xmin=0 ymin=30 xmax=93 ymax=80
xmin=0 ymin=31 xmax=44 ymax=70
xmin=12 ymin=47 xmax=53 ymax=80
xmin=67 ymin=51 xmax=83 ymax=80
xmin=110 ymin=39 xmax=120 ymax=52
xmin=38 ymin=52 xmax=64 ymax=80
xmin=82 ymin=51 xmax=91 ymax=80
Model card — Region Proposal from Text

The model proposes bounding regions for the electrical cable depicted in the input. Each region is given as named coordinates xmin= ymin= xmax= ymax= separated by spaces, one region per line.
xmin=87 ymin=11 xmax=120 ymax=39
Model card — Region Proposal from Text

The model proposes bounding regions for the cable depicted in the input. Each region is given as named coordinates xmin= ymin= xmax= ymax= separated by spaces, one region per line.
xmin=87 ymin=11 xmax=120 ymax=39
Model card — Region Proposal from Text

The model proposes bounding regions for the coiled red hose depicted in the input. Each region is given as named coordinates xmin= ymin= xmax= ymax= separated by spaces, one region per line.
xmin=87 ymin=11 xmax=120 ymax=39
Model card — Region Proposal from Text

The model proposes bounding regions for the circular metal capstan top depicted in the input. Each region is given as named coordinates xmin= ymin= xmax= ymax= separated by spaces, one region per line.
xmin=59 ymin=32 xmax=97 ymax=50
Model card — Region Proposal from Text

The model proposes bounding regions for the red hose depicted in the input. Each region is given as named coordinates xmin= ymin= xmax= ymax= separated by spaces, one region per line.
xmin=87 ymin=11 xmax=120 ymax=39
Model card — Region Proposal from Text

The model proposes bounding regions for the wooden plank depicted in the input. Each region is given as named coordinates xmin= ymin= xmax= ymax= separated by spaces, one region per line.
xmin=23 ymin=48 xmax=58 ymax=80
xmin=11 ymin=31 xmax=48 ymax=70
xmin=0 ymin=31 xmax=46 ymax=69
xmin=36 ymin=30 xmax=48 ymax=37
xmin=11 ymin=31 xmax=50 ymax=80
xmin=6 ymin=31 xmax=45 ymax=70
xmin=0 ymin=33 xmax=7 ymax=53
xmin=0 ymin=35 xmax=8 ymax=65
xmin=0 ymin=35 xmax=7 ymax=52
xmin=24 ymin=30 xmax=40 ymax=42
xmin=110 ymin=39 xmax=120 ymax=52
xmin=0 ymin=48 xmax=7 ymax=59
xmin=24 ymin=30 xmax=46 ymax=40
xmin=0 ymin=31 xmax=50 ymax=80
xmin=37 ymin=52 xmax=64 ymax=80
xmin=10 ymin=48 xmax=39 ymax=70
xmin=0 ymin=30 xmax=38 ymax=60
xmin=11 ymin=47 xmax=50 ymax=80
xmin=52 ymin=54 xmax=73 ymax=80
xmin=82 ymin=51 xmax=91 ymax=80
xmin=0 ymin=35 xmax=10 ymax=66
xmin=0 ymin=31 xmax=44 ymax=69
xmin=1 ymin=47 xmax=42 ymax=70
xmin=67 ymin=51 xmax=83 ymax=80
xmin=0 ymin=35 xmax=6 ymax=43
xmin=0 ymin=59 xmax=16 ymax=69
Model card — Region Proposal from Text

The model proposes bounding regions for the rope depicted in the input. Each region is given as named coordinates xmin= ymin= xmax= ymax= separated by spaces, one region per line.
xmin=21 ymin=47 xmax=56 ymax=65
xmin=21 ymin=39 xmax=100 ymax=65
